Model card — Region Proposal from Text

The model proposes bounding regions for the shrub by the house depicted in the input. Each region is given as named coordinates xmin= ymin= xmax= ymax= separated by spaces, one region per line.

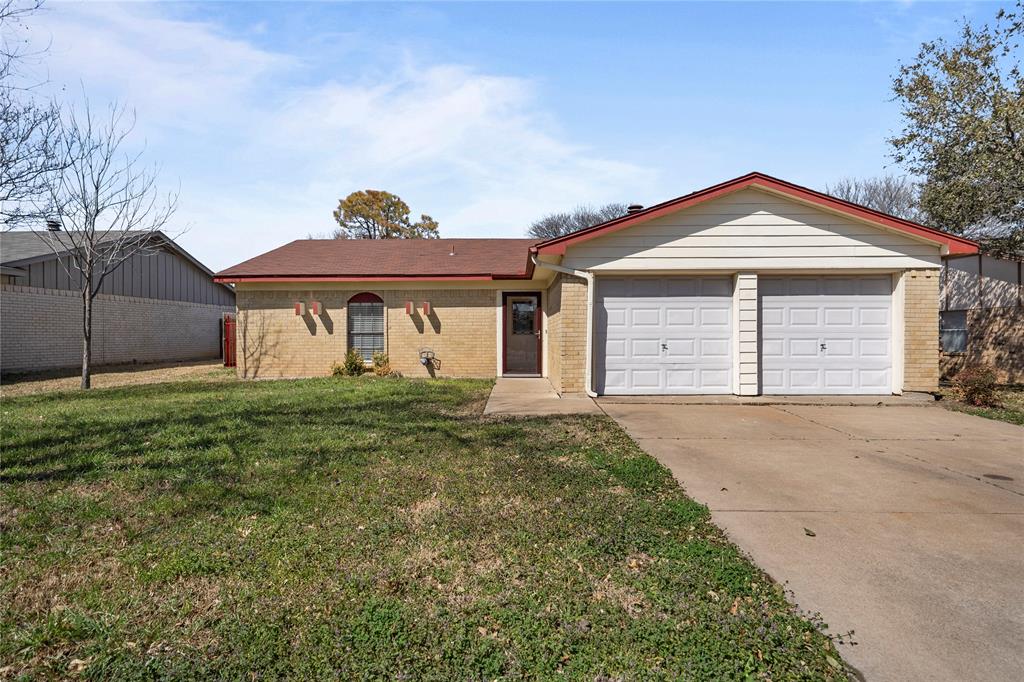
xmin=951 ymin=364 xmax=1000 ymax=406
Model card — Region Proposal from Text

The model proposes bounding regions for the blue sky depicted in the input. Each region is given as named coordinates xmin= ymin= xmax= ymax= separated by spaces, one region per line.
xmin=24 ymin=1 xmax=997 ymax=270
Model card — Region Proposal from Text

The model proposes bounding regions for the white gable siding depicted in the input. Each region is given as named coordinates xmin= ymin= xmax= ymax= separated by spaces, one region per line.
xmin=562 ymin=188 xmax=942 ymax=271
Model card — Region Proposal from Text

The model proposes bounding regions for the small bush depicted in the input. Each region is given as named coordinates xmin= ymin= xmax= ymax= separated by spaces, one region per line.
xmin=951 ymin=365 xmax=1000 ymax=407
xmin=372 ymin=352 xmax=394 ymax=377
xmin=332 ymin=348 xmax=366 ymax=377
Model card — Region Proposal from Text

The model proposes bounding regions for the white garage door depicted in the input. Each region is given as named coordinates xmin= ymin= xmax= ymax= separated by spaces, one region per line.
xmin=597 ymin=277 xmax=733 ymax=395
xmin=760 ymin=276 xmax=892 ymax=395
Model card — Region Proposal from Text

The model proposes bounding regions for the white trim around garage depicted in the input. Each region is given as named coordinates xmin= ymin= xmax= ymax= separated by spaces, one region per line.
xmin=891 ymin=272 xmax=905 ymax=395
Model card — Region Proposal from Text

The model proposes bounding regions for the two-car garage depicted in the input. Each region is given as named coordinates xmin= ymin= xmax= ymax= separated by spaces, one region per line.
xmin=541 ymin=174 xmax=975 ymax=397
xmin=596 ymin=275 xmax=894 ymax=395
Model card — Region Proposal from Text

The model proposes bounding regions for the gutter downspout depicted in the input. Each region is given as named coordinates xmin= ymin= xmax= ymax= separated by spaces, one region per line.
xmin=530 ymin=253 xmax=598 ymax=398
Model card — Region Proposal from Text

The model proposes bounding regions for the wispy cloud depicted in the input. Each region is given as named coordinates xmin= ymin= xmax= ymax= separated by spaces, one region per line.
xmin=29 ymin=3 xmax=655 ymax=269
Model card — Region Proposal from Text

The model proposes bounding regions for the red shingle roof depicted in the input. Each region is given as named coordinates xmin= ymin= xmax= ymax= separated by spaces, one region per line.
xmin=215 ymin=238 xmax=540 ymax=281
xmin=535 ymin=172 xmax=978 ymax=256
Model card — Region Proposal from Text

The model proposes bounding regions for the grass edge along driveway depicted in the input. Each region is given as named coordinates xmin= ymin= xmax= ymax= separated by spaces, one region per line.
xmin=1 ymin=377 xmax=849 ymax=680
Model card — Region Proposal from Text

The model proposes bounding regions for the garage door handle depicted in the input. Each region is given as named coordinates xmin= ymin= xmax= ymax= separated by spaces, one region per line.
xmin=661 ymin=343 xmax=668 ymax=351
xmin=820 ymin=343 xmax=827 ymax=351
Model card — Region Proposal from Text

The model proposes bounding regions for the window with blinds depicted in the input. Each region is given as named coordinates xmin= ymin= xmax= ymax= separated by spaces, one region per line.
xmin=348 ymin=301 xmax=384 ymax=362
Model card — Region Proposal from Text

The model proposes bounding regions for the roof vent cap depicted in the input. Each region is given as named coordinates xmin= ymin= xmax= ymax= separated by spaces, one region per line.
xmin=45 ymin=219 xmax=61 ymax=231
xmin=626 ymin=204 xmax=643 ymax=214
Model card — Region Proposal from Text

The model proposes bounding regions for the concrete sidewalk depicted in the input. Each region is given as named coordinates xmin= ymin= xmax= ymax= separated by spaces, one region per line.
xmin=483 ymin=378 xmax=602 ymax=416
xmin=603 ymin=402 xmax=1024 ymax=682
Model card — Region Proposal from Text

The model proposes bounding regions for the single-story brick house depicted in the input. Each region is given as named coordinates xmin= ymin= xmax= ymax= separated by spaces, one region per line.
xmin=215 ymin=172 xmax=978 ymax=396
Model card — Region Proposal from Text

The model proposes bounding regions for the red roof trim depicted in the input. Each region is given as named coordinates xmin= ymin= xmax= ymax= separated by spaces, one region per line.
xmin=215 ymin=275 xmax=496 ymax=283
xmin=214 ymin=273 xmax=534 ymax=284
xmin=534 ymin=172 xmax=979 ymax=256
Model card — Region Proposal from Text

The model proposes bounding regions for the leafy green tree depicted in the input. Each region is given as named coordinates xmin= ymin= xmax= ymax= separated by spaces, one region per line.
xmin=889 ymin=2 xmax=1023 ymax=255
xmin=332 ymin=189 xmax=439 ymax=239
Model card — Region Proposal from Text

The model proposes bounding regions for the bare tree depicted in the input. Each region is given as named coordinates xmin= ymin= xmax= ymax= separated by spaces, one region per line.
xmin=825 ymin=176 xmax=923 ymax=223
xmin=0 ymin=0 xmax=64 ymax=228
xmin=527 ymin=203 xmax=627 ymax=239
xmin=33 ymin=101 xmax=178 ymax=388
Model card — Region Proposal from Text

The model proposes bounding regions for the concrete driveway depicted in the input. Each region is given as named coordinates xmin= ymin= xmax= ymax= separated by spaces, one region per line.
xmin=600 ymin=401 xmax=1024 ymax=682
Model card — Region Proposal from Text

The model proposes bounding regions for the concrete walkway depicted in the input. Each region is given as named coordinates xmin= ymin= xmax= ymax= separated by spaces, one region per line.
xmin=602 ymin=402 xmax=1024 ymax=682
xmin=483 ymin=378 xmax=601 ymax=416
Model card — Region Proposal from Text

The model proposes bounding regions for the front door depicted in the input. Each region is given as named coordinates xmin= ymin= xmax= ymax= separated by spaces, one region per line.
xmin=504 ymin=293 xmax=541 ymax=375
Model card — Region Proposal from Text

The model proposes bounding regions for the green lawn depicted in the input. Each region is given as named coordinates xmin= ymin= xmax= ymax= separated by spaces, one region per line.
xmin=940 ymin=385 xmax=1024 ymax=426
xmin=1 ymin=377 xmax=846 ymax=680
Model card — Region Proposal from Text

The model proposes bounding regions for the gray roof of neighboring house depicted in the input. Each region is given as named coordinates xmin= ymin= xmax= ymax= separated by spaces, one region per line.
xmin=1 ymin=230 xmax=150 ymax=265
xmin=0 ymin=230 xmax=218 ymax=278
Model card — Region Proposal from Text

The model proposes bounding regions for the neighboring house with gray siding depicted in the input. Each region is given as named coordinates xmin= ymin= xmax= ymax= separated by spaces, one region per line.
xmin=1 ymin=230 xmax=235 ymax=374
xmin=940 ymin=253 xmax=1023 ymax=384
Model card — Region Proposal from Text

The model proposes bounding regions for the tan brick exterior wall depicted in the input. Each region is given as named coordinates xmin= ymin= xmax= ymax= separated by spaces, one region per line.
xmin=1 ymin=284 xmax=231 ymax=373
xmin=543 ymin=273 xmax=588 ymax=394
xmin=903 ymin=269 xmax=940 ymax=392
xmin=544 ymin=276 xmax=562 ymax=391
xmin=941 ymin=306 xmax=1024 ymax=384
xmin=235 ymin=287 xmax=496 ymax=379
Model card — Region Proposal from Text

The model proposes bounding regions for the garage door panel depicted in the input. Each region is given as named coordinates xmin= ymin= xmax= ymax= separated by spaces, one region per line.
xmin=761 ymin=306 xmax=784 ymax=326
xmin=665 ymin=307 xmax=695 ymax=326
xmin=859 ymin=338 xmax=889 ymax=357
xmin=860 ymin=369 xmax=890 ymax=390
xmin=790 ymin=369 xmax=821 ymax=388
xmin=664 ymin=338 xmax=696 ymax=359
xmin=700 ymin=338 xmax=730 ymax=357
xmin=630 ymin=338 xmax=662 ymax=360
xmin=700 ymin=307 xmax=730 ymax=326
xmin=824 ymin=308 xmax=855 ymax=326
xmin=631 ymin=308 xmax=661 ymax=326
xmin=789 ymin=308 xmax=819 ymax=326
xmin=700 ymin=368 xmax=731 ymax=390
xmin=666 ymin=369 xmax=696 ymax=390
xmin=630 ymin=369 xmax=662 ymax=389
xmin=598 ymin=276 xmax=732 ymax=395
xmin=762 ymin=338 xmax=784 ymax=357
xmin=859 ymin=308 xmax=889 ymax=326
xmin=761 ymin=369 xmax=784 ymax=389
xmin=824 ymin=339 xmax=855 ymax=357
xmin=761 ymin=275 xmax=891 ymax=395
xmin=789 ymin=338 xmax=820 ymax=357
xmin=606 ymin=308 xmax=627 ymax=327
xmin=605 ymin=338 xmax=627 ymax=359
xmin=603 ymin=370 xmax=627 ymax=389
xmin=824 ymin=369 xmax=854 ymax=389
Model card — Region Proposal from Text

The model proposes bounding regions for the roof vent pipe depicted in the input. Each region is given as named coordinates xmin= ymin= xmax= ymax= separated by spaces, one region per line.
xmin=449 ymin=243 xmax=456 ymax=256
xmin=45 ymin=219 xmax=61 ymax=231
xmin=626 ymin=204 xmax=643 ymax=214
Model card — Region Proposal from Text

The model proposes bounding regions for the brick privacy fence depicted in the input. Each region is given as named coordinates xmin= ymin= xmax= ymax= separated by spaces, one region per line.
xmin=1 ymin=284 xmax=234 ymax=373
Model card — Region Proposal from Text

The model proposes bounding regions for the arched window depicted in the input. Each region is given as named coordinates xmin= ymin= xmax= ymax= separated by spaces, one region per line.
xmin=347 ymin=292 xmax=384 ymax=363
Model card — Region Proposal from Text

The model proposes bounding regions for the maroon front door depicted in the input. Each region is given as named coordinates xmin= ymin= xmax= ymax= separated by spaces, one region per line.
xmin=504 ymin=293 xmax=541 ymax=375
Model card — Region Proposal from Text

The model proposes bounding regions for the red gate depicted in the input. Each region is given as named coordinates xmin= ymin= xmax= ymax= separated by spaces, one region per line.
xmin=223 ymin=314 xmax=236 ymax=368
